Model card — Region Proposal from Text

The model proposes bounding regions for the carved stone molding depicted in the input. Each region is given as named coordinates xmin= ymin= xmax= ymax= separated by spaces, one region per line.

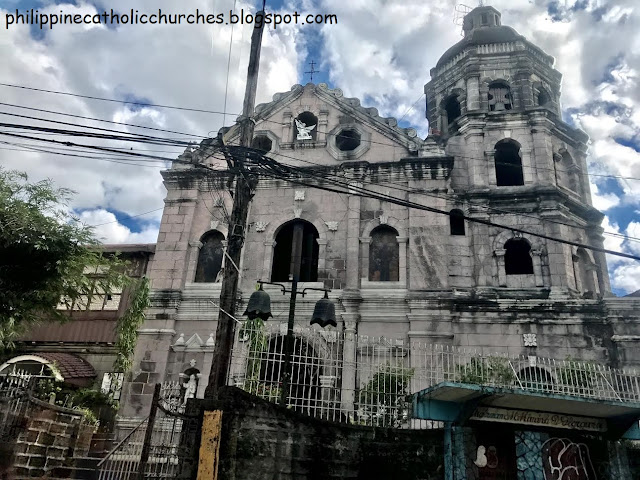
xmin=523 ymin=333 xmax=537 ymax=347
xmin=325 ymin=221 xmax=338 ymax=232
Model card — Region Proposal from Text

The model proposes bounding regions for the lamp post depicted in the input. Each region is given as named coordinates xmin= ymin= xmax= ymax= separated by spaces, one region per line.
xmin=243 ymin=277 xmax=336 ymax=406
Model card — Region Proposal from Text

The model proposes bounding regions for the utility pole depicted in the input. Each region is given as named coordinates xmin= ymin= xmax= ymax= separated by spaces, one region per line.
xmin=205 ymin=12 xmax=266 ymax=398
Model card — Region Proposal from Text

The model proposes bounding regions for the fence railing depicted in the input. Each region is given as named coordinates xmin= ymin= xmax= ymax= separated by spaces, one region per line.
xmin=227 ymin=321 xmax=640 ymax=428
xmin=97 ymin=383 xmax=190 ymax=480
xmin=97 ymin=417 xmax=149 ymax=480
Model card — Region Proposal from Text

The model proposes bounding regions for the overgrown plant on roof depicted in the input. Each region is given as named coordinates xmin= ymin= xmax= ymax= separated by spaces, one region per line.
xmin=0 ymin=169 xmax=130 ymax=350
xmin=456 ymin=356 xmax=516 ymax=385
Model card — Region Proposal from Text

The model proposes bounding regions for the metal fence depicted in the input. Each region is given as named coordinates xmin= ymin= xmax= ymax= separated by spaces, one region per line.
xmin=0 ymin=372 xmax=33 ymax=442
xmin=228 ymin=321 xmax=640 ymax=428
xmin=97 ymin=383 xmax=192 ymax=480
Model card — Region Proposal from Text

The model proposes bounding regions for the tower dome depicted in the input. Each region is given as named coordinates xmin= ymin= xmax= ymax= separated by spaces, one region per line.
xmin=436 ymin=6 xmax=549 ymax=68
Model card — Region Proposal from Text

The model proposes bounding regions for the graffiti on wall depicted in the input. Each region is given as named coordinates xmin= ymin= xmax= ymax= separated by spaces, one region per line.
xmin=542 ymin=438 xmax=596 ymax=480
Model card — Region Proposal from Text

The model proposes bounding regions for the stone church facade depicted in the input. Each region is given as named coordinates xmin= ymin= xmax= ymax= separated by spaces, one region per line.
xmin=119 ymin=6 xmax=640 ymax=420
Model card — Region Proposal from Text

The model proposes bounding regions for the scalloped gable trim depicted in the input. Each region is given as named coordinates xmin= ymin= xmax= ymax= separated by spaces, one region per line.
xmin=222 ymin=83 xmax=423 ymax=151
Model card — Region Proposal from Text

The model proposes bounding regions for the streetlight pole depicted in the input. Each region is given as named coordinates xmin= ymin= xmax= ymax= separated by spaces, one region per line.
xmin=281 ymin=276 xmax=298 ymax=406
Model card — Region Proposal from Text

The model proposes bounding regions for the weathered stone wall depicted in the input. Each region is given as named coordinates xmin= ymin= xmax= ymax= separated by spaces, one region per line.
xmin=10 ymin=397 xmax=93 ymax=479
xmin=203 ymin=387 xmax=444 ymax=480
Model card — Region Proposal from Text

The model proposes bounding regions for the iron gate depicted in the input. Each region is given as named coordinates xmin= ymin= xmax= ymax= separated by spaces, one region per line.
xmin=97 ymin=383 xmax=200 ymax=480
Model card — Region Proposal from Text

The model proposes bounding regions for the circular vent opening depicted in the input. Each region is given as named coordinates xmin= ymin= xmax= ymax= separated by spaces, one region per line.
xmin=251 ymin=135 xmax=272 ymax=153
xmin=336 ymin=129 xmax=361 ymax=151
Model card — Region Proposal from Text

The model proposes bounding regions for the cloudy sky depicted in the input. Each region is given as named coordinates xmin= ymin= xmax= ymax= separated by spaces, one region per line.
xmin=1 ymin=0 xmax=638 ymax=295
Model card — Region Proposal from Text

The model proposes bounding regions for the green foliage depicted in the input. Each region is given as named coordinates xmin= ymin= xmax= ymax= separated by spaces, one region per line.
xmin=239 ymin=318 xmax=282 ymax=401
xmin=33 ymin=378 xmax=63 ymax=402
xmin=457 ymin=356 xmax=516 ymax=385
xmin=74 ymin=406 xmax=100 ymax=426
xmin=0 ymin=169 xmax=130 ymax=350
xmin=70 ymin=387 xmax=118 ymax=411
xmin=357 ymin=363 xmax=414 ymax=428
xmin=112 ymin=277 xmax=150 ymax=375
xmin=558 ymin=356 xmax=599 ymax=393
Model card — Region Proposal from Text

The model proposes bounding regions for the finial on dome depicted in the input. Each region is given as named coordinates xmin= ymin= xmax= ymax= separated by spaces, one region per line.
xmin=462 ymin=6 xmax=502 ymax=37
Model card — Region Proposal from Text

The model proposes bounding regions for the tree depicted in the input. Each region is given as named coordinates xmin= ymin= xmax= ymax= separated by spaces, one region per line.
xmin=0 ymin=169 xmax=130 ymax=349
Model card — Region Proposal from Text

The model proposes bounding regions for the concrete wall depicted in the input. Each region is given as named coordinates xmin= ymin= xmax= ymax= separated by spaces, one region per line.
xmin=202 ymin=387 xmax=444 ymax=480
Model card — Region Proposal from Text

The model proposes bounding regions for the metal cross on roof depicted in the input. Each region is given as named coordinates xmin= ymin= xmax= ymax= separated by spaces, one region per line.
xmin=305 ymin=60 xmax=319 ymax=82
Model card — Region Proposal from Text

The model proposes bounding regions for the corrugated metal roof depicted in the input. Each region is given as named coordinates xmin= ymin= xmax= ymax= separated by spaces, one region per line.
xmin=20 ymin=318 xmax=118 ymax=344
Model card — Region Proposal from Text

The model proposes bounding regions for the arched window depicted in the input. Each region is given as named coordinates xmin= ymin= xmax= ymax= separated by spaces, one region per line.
xmin=504 ymin=238 xmax=533 ymax=275
xmin=294 ymin=111 xmax=318 ymax=141
xmin=556 ymin=151 xmax=579 ymax=193
xmin=271 ymin=220 xmax=319 ymax=282
xmin=575 ymin=248 xmax=596 ymax=294
xmin=449 ymin=209 xmax=465 ymax=236
xmin=369 ymin=226 xmax=399 ymax=281
xmin=537 ymin=88 xmax=551 ymax=107
xmin=495 ymin=141 xmax=524 ymax=186
xmin=444 ymin=95 xmax=461 ymax=126
xmin=195 ymin=230 xmax=225 ymax=282
xmin=488 ymin=81 xmax=512 ymax=111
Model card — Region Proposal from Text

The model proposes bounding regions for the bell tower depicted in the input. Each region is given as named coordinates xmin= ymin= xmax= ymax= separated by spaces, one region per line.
xmin=425 ymin=6 xmax=611 ymax=296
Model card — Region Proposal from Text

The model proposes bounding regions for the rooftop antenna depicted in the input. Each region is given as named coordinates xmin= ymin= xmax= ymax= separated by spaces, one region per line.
xmin=454 ymin=3 xmax=472 ymax=36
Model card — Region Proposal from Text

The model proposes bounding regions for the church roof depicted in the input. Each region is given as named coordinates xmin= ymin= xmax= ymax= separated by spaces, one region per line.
xmin=436 ymin=26 xmax=523 ymax=67
xmin=435 ymin=6 xmax=553 ymax=68
xmin=225 ymin=83 xmax=423 ymax=151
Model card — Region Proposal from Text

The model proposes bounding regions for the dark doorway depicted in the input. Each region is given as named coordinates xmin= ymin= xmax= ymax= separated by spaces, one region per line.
xmin=444 ymin=96 xmax=461 ymax=126
xmin=450 ymin=209 xmax=465 ymax=236
xmin=271 ymin=220 xmax=319 ymax=282
xmin=495 ymin=141 xmax=524 ymax=186
xmin=504 ymin=238 xmax=533 ymax=275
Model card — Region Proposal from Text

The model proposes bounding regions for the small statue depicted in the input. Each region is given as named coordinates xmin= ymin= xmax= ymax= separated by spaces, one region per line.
xmin=183 ymin=374 xmax=198 ymax=405
xmin=295 ymin=119 xmax=316 ymax=140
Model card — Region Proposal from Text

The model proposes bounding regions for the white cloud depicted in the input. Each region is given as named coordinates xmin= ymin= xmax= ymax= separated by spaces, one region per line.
xmin=591 ymin=182 xmax=621 ymax=211
xmin=0 ymin=0 xmax=301 ymax=240
xmin=78 ymin=209 xmax=160 ymax=244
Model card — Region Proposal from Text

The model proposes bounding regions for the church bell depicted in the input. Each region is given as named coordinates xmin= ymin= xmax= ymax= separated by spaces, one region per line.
xmin=310 ymin=292 xmax=337 ymax=328
xmin=243 ymin=285 xmax=273 ymax=321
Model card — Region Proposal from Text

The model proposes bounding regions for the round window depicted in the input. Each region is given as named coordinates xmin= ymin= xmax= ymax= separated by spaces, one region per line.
xmin=336 ymin=129 xmax=361 ymax=151
xmin=251 ymin=135 xmax=272 ymax=153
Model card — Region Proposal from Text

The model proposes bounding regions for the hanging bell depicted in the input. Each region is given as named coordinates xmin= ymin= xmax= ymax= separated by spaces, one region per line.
xmin=310 ymin=292 xmax=337 ymax=328
xmin=243 ymin=285 xmax=273 ymax=321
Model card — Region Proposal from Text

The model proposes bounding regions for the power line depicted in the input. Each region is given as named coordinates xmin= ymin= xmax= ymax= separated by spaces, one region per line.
xmin=0 ymin=82 xmax=239 ymax=116
xmin=256 ymin=118 xmax=640 ymax=182
xmin=0 ymin=143 xmax=169 ymax=168
xmin=230 ymin=145 xmax=640 ymax=244
xmin=0 ymin=131 xmax=182 ymax=161
xmin=0 ymin=120 xmax=193 ymax=147
xmin=214 ymin=147 xmax=640 ymax=262
xmin=0 ymin=102 xmax=210 ymax=139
